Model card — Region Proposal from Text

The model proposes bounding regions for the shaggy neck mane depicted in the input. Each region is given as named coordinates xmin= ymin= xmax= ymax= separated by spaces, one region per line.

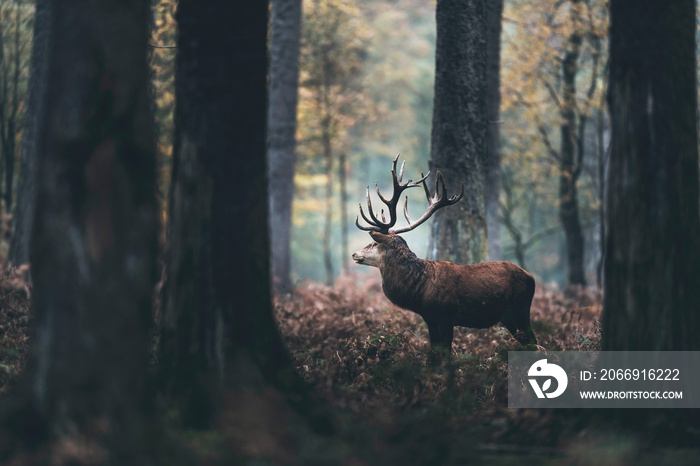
xmin=379 ymin=241 xmax=428 ymax=308
xmin=381 ymin=242 xmax=421 ymax=269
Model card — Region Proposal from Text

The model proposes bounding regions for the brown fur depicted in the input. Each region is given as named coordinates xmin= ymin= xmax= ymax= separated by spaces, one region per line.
xmin=354 ymin=231 xmax=537 ymax=355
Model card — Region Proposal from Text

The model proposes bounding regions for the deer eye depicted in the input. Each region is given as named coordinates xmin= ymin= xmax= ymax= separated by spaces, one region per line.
xmin=371 ymin=242 xmax=378 ymax=248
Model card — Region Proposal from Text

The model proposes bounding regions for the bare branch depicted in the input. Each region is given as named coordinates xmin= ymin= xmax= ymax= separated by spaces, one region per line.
xmin=541 ymin=77 xmax=562 ymax=110
xmin=533 ymin=112 xmax=561 ymax=163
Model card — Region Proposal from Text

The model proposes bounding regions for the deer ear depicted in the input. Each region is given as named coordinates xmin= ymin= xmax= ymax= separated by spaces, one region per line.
xmin=370 ymin=231 xmax=390 ymax=243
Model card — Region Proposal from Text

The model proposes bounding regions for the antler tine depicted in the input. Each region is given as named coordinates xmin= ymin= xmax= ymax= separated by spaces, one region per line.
xmin=365 ymin=186 xmax=386 ymax=227
xmin=391 ymin=169 xmax=464 ymax=234
xmin=377 ymin=154 xmax=405 ymax=204
xmin=375 ymin=180 xmax=390 ymax=205
xmin=434 ymin=169 xmax=442 ymax=199
xmin=436 ymin=170 xmax=464 ymax=204
xmin=402 ymin=171 xmax=431 ymax=226
xmin=355 ymin=213 xmax=380 ymax=232
xmin=397 ymin=160 xmax=405 ymax=184
xmin=410 ymin=171 xmax=430 ymax=189
xmin=403 ymin=195 xmax=412 ymax=225
xmin=358 ymin=203 xmax=375 ymax=227
xmin=375 ymin=154 xmax=424 ymax=227
xmin=356 ymin=184 xmax=394 ymax=233
xmin=451 ymin=181 xmax=465 ymax=203
xmin=437 ymin=169 xmax=447 ymax=200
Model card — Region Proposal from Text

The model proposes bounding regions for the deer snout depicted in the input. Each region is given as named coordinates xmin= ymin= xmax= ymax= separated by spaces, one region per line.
xmin=352 ymin=244 xmax=380 ymax=267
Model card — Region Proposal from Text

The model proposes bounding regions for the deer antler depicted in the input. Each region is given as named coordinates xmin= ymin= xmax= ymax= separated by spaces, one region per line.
xmin=355 ymin=154 xmax=462 ymax=234
xmin=391 ymin=169 xmax=464 ymax=234
xmin=355 ymin=154 xmax=429 ymax=233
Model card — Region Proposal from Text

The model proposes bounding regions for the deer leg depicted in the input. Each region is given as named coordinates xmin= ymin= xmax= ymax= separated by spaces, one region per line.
xmin=516 ymin=289 xmax=537 ymax=345
xmin=426 ymin=317 xmax=454 ymax=358
xmin=502 ymin=311 xmax=537 ymax=345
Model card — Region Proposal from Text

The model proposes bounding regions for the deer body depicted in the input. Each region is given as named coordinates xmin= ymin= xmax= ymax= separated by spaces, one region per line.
xmin=353 ymin=232 xmax=537 ymax=353
xmin=353 ymin=155 xmax=537 ymax=354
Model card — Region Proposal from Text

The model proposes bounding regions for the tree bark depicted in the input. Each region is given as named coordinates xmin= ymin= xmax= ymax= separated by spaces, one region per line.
xmin=0 ymin=1 xmax=24 ymax=216
xmin=484 ymin=0 xmax=503 ymax=262
xmin=558 ymin=0 xmax=586 ymax=286
xmin=268 ymin=0 xmax=301 ymax=293
xmin=8 ymin=0 xmax=51 ymax=266
xmin=595 ymin=102 xmax=607 ymax=289
xmin=322 ymin=115 xmax=334 ymax=285
xmin=428 ymin=0 xmax=488 ymax=264
xmin=5 ymin=0 xmax=157 ymax=448
xmin=602 ymin=0 xmax=700 ymax=350
xmin=338 ymin=151 xmax=348 ymax=275
xmin=159 ymin=0 xmax=321 ymax=429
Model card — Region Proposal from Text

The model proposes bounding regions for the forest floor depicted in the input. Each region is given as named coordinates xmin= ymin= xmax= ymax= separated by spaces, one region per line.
xmin=1 ymin=268 xmax=699 ymax=464
xmin=0 ymin=265 xmax=31 ymax=402
xmin=268 ymin=273 xmax=700 ymax=465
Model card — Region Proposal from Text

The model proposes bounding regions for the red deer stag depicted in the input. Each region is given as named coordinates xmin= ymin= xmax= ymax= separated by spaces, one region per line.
xmin=352 ymin=155 xmax=537 ymax=356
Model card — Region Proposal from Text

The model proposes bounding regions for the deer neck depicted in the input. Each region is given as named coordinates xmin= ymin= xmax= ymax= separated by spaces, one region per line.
xmin=378 ymin=245 xmax=428 ymax=309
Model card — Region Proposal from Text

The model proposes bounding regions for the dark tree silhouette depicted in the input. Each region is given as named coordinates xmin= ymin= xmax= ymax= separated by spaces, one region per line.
xmin=1 ymin=0 xmax=158 ymax=456
xmin=428 ymin=0 xmax=488 ymax=264
xmin=484 ymin=0 xmax=503 ymax=262
xmin=557 ymin=0 xmax=587 ymax=286
xmin=602 ymin=0 xmax=700 ymax=350
xmin=9 ymin=0 xmax=51 ymax=267
xmin=268 ymin=0 xmax=302 ymax=293
xmin=159 ymin=0 xmax=327 ymax=435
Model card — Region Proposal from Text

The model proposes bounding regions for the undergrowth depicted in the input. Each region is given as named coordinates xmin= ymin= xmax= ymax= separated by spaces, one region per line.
xmin=274 ymin=272 xmax=603 ymax=448
xmin=0 ymin=264 xmax=31 ymax=400
xmin=0 ymin=266 xmax=611 ymax=461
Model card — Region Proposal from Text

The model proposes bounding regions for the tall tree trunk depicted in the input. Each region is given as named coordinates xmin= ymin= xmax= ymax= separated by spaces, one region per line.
xmin=322 ymin=126 xmax=333 ymax=285
xmin=5 ymin=0 xmax=157 ymax=448
xmin=338 ymin=151 xmax=348 ymax=275
xmin=8 ymin=0 xmax=51 ymax=266
xmin=484 ymin=0 xmax=503 ymax=262
xmin=3 ymin=126 xmax=14 ymax=213
xmin=596 ymin=103 xmax=606 ymax=289
xmin=602 ymin=0 xmax=700 ymax=350
xmin=3 ymin=1 xmax=20 ymax=213
xmin=268 ymin=0 xmax=301 ymax=294
xmin=559 ymin=0 xmax=586 ymax=286
xmin=428 ymin=0 xmax=487 ymax=264
xmin=159 ymin=0 xmax=324 ymax=431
